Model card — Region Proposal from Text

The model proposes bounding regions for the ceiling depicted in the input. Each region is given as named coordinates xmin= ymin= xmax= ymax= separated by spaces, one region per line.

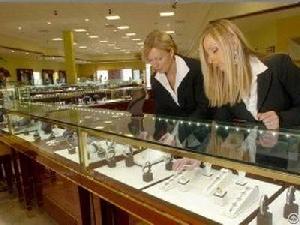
xmin=0 ymin=1 xmax=298 ymax=63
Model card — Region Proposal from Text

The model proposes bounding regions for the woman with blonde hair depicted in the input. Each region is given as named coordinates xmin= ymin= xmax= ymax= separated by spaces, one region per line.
xmin=144 ymin=30 xmax=209 ymax=119
xmin=199 ymin=19 xmax=300 ymax=129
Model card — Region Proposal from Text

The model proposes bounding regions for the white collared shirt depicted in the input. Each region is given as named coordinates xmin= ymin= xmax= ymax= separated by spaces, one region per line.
xmin=242 ymin=56 xmax=268 ymax=119
xmin=154 ymin=55 xmax=190 ymax=106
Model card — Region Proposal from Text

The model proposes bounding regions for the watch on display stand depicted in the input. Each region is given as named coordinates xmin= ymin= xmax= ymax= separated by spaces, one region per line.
xmin=257 ymin=195 xmax=273 ymax=225
xmin=142 ymin=161 xmax=153 ymax=183
xmin=284 ymin=186 xmax=299 ymax=219
xmin=105 ymin=141 xmax=116 ymax=168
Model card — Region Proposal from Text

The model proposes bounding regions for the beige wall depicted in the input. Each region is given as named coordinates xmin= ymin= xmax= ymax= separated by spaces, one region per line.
xmin=0 ymin=55 xmax=68 ymax=82
xmin=77 ymin=60 xmax=145 ymax=78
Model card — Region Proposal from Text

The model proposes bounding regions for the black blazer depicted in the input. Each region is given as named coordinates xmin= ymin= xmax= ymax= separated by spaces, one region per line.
xmin=151 ymin=56 xmax=209 ymax=119
xmin=214 ymin=54 xmax=300 ymax=128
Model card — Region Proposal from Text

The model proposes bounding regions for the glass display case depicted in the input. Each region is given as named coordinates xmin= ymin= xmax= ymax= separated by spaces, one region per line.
xmin=1 ymin=101 xmax=299 ymax=225
xmin=16 ymin=84 xmax=143 ymax=109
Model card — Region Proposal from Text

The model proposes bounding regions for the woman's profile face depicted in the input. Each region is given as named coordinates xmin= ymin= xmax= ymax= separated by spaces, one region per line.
xmin=203 ymin=34 xmax=225 ymax=71
xmin=147 ymin=48 xmax=173 ymax=73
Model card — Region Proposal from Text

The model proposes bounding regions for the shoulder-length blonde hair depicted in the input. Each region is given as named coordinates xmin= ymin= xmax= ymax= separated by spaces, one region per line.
xmin=143 ymin=30 xmax=177 ymax=61
xmin=199 ymin=19 xmax=257 ymax=107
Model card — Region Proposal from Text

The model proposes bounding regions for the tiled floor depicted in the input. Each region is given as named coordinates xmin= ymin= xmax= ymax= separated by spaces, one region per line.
xmin=0 ymin=191 xmax=58 ymax=225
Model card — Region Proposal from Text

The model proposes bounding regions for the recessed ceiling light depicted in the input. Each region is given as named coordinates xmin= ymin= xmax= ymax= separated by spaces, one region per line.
xmin=165 ymin=30 xmax=175 ymax=34
xmin=160 ymin=11 xmax=175 ymax=17
xmin=126 ymin=33 xmax=136 ymax=36
xmin=47 ymin=21 xmax=52 ymax=25
xmin=74 ymin=29 xmax=87 ymax=32
xmin=99 ymin=40 xmax=108 ymax=43
xmin=18 ymin=26 xmax=22 ymax=30
xmin=117 ymin=26 xmax=129 ymax=30
xmin=125 ymin=51 xmax=130 ymax=54
xmin=11 ymin=50 xmax=15 ymax=53
xmin=25 ymin=52 xmax=29 ymax=55
xmin=137 ymin=42 xmax=144 ymax=45
xmin=132 ymin=38 xmax=141 ymax=41
xmin=79 ymin=46 xmax=87 ymax=49
xmin=89 ymin=35 xmax=99 ymax=39
xmin=51 ymin=38 xmax=63 ymax=41
xmin=113 ymin=30 xmax=118 ymax=32
xmin=84 ymin=18 xmax=90 ymax=22
xmin=107 ymin=43 xmax=115 ymax=46
xmin=105 ymin=15 xmax=120 ymax=20
xmin=86 ymin=33 xmax=90 ymax=35
xmin=73 ymin=42 xmax=77 ymax=45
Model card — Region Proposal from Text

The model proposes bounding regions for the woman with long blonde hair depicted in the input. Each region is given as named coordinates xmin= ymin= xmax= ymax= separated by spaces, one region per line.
xmin=199 ymin=19 xmax=300 ymax=129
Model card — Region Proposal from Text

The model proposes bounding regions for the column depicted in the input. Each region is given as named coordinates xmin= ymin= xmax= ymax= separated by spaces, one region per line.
xmin=63 ymin=31 xmax=77 ymax=84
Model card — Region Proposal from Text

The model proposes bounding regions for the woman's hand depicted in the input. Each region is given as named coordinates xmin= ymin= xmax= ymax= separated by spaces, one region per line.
xmin=257 ymin=111 xmax=279 ymax=130
xmin=172 ymin=158 xmax=200 ymax=171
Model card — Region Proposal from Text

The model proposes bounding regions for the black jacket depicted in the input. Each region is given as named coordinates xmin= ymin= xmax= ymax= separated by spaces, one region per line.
xmin=151 ymin=56 xmax=209 ymax=119
xmin=214 ymin=54 xmax=300 ymax=128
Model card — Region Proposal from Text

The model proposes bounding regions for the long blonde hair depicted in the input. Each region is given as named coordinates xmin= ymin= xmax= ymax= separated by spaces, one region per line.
xmin=199 ymin=19 xmax=256 ymax=107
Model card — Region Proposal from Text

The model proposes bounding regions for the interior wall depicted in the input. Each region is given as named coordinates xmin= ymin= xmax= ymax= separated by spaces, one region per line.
xmin=276 ymin=14 xmax=300 ymax=53
xmin=0 ymin=55 xmax=68 ymax=82
xmin=77 ymin=60 xmax=145 ymax=78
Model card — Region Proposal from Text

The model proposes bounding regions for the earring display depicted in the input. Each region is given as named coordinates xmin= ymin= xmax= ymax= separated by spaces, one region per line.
xmin=160 ymin=165 xmax=197 ymax=192
xmin=224 ymin=185 xmax=259 ymax=218
xmin=235 ymin=170 xmax=247 ymax=186
xmin=145 ymin=165 xmax=281 ymax=225
xmin=202 ymin=162 xmax=213 ymax=177
xmin=205 ymin=168 xmax=233 ymax=195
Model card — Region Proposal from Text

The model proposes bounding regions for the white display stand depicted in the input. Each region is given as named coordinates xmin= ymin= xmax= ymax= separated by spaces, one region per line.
xmin=93 ymin=149 xmax=173 ymax=190
xmin=144 ymin=167 xmax=281 ymax=225
xmin=249 ymin=188 xmax=300 ymax=225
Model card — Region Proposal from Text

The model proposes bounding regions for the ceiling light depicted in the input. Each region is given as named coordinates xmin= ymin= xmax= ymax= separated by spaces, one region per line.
xmin=11 ymin=50 xmax=15 ymax=53
xmin=74 ymin=29 xmax=87 ymax=32
xmin=79 ymin=46 xmax=87 ymax=49
xmin=125 ymin=51 xmax=130 ymax=54
xmin=107 ymin=43 xmax=115 ymax=46
xmin=114 ymin=47 xmax=121 ymax=50
xmin=160 ymin=11 xmax=175 ymax=17
xmin=122 ymin=36 xmax=129 ymax=39
xmin=126 ymin=33 xmax=136 ymax=36
xmin=99 ymin=40 xmax=108 ymax=43
xmin=73 ymin=42 xmax=77 ymax=45
xmin=47 ymin=21 xmax=52 ymax=25
xmin=113 ymin=30 xmax=118 ymax=32
xmin=132 ymin=38 xmax=141 ymax=41
xmin=105 ymin=15 xmax=120 ymax=20
xmin=86 ymin=33 xmax=90 ymax=35
xmin=84 ymin=18 xmax=90 ymax=22
xmin=25 ymin=52 xmax=29 ymax=55
xmin=165 ymin=30 xmax=175 ymax=34
xmin=89 ymin=35 xmax=99 ymax=39
xmin=103 ymin=53 xmax=108 ymax=55
xmin=18 ymin=26 xmax=22 ymax=30
xmin=117 ymin=26 xmax=129 ymax=30
xmin=51 ymin=38 xmax=63 ymax=41
xmin=137 ymin=42 xmax=144 ymax=45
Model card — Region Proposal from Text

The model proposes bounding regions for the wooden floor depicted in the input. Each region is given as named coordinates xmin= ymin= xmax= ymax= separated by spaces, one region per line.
xmin=0 ymin=191 xmax=58 ymax=225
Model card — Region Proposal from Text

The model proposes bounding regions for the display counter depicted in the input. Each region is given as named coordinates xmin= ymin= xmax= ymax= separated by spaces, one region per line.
xmin=1 ymin=101 xmax=299 ymax=225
